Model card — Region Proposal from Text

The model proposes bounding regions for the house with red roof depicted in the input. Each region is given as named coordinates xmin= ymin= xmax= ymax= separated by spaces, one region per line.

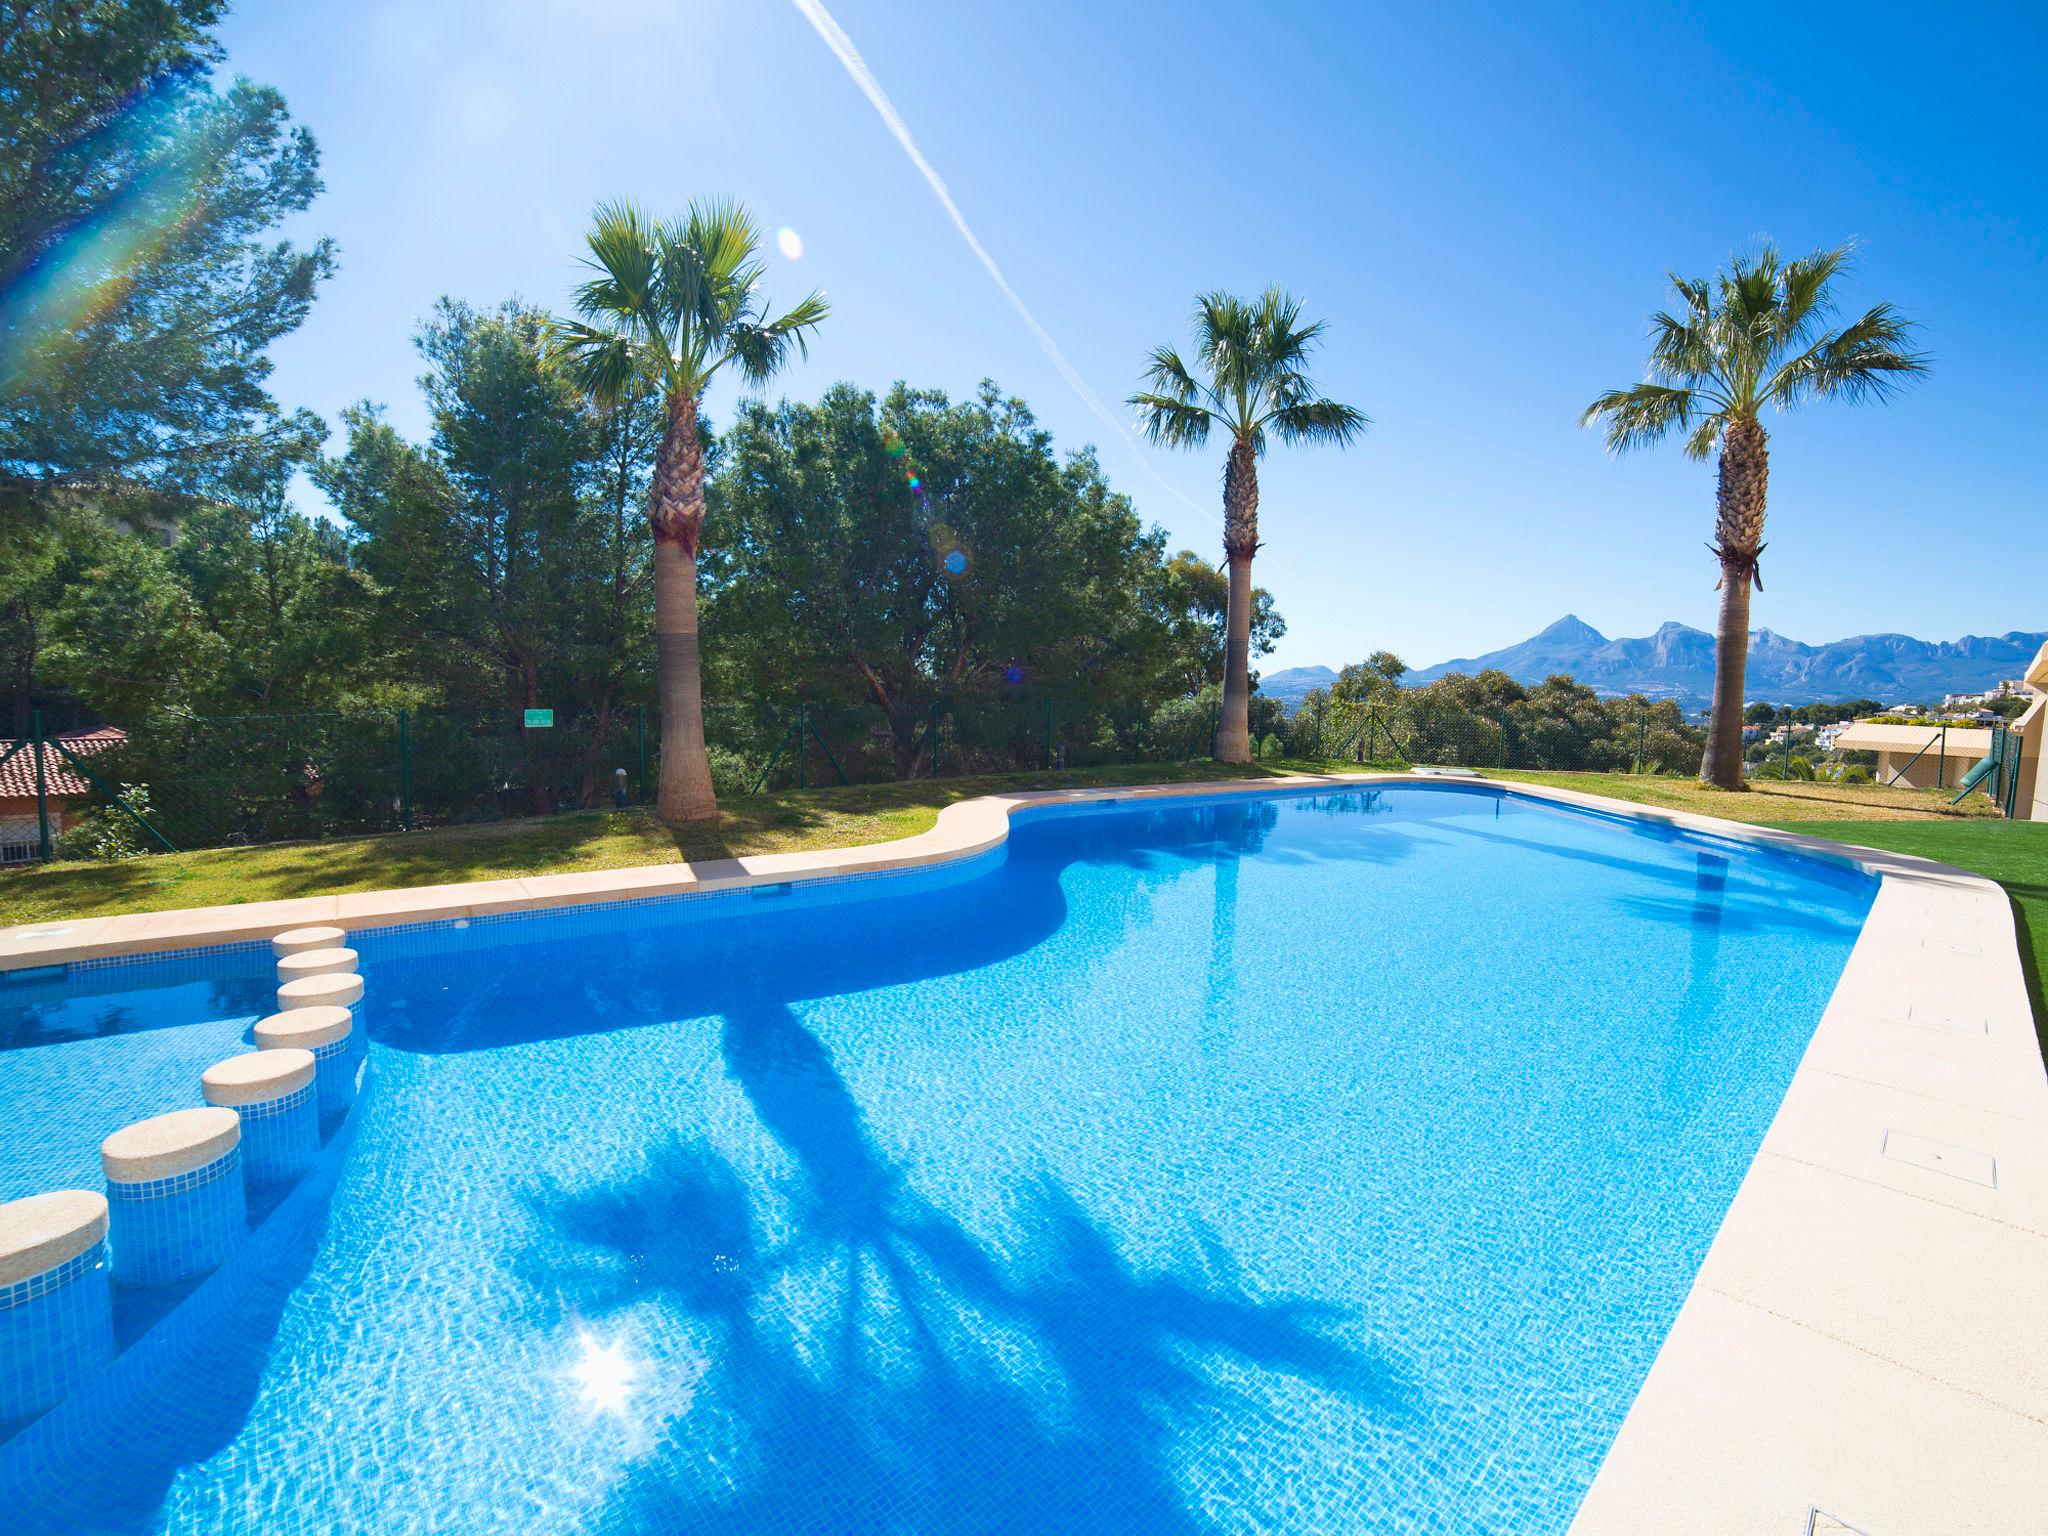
xmin=0 ymin=728 xmax=125 ymax=862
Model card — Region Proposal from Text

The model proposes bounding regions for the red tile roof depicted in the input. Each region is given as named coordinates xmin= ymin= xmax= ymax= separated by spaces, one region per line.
xmin=0 ymin=728 xmax=125 ymax=801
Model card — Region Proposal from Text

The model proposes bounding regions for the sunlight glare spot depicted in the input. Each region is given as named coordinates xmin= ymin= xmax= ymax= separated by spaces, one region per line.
xmin=777 ymin=227 xmax=804 ymax=260
xmin=568 ymin=1330 xmax=640 ymax=1417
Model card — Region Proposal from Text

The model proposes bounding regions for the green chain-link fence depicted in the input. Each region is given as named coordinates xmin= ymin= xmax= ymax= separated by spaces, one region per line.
xmin=5 ymin=691 xmax=2024 ymax=864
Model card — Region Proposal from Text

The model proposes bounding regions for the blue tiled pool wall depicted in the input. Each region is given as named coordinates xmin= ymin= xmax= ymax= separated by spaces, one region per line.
xmin=0 ymin=1245 xmax=113 ymax=1428
xmin=233 ymin=1083 xmax=319 ymax=1186
xmin=308 ymin=1033 xmax=356 ymax=1115
xmin=107 ymin=1150 xmax=248 ymax=1288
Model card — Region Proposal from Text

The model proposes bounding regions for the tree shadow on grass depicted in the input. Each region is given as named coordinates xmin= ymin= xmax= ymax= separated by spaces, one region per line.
xmin=523 ymin=999 xmax=1408 ymax=1535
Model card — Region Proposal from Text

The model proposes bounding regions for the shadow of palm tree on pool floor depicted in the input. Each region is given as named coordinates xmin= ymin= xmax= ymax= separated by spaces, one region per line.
xmin=524 ymin=999 xmax=1410 ymax=1535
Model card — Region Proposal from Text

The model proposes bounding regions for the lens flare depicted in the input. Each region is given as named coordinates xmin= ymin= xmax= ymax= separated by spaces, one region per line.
xmin=777 ymin=227 xmax=804 ymax=260
xmin=942 ymin=547 xmax=969 ymax=577
xmin=882 ymin=431 xmax=907 ymax=458
xmin=0 ymin=83 xmax=217 ymax=391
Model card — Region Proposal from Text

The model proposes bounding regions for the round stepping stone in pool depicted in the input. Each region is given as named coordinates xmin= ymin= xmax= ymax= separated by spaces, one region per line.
xmin=0 ymin=1189 xmax=109 ymax=1286
xmin=202 ymin=1049 xmax=319 ymax=1186
xmin=272 ymin=925 xmax=346 ymax=959
xmin=254 ymin=1007 xmax=358 ymax=1114
xmin=277 ymin=971 xmax=364 ymax=1011
xmin=100 ymin=1107 xmax=241 ymax=1185
xmin=276 ymin=946 xmax=358 ymax=984
xmin=101 ymin=1108 xmax=245 ymax=1287
xmin=0 ymin=1190 xmax=113 ymax=1422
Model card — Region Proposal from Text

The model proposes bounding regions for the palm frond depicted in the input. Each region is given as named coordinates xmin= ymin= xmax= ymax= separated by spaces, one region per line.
xmin=1127 ymin=391 xmax=1214 ymax=449
xmin=1580 ymin=383 xmax=1699 ymax=454
xmin=1267 ymin=398 xmax=1368 ymax=447
xmin=575 ymin=201 xmax=663 ymax=329
xmin=1683 ymin=409 xmax=1727 ymax=462
xmin=1141 ymin=287 xmax=1361 ymax=453
xmin=547 ymin=319 xmax=642 ymax=407
xmin=725 ymin=289 xmax=832 ymax=385
xmin=1769 ymin=301 xmax=1929 ymax=406
xmin=1589 ymin=242 xmax=1925 ymax=446
xmin=554 ymin=195 xmax=823 ymax=407
xmin=1138 ymin=345 xmax=1203 ymax=405
xmin=1772 ymin=243 xmax=1852 ymax=348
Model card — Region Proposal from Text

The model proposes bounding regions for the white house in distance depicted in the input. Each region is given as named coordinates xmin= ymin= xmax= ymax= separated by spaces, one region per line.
xmin=1831 ymin=720 xmax=1993 ymax=790
xmin=1832 ymin=642 xmax=2048 ymax=815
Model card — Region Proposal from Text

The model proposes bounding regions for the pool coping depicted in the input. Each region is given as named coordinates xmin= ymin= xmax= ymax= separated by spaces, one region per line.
xmin=2 ymin=772 xmax=2045 ymax=1532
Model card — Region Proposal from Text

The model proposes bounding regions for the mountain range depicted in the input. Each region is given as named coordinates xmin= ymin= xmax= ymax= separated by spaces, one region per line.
xmin=1261 ymin=617 xmax=2045 ymax=712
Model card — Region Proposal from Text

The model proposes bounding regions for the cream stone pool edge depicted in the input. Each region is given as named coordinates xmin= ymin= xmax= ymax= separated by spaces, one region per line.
xmin=2 ymin=773 xmax=2043 ymax=1534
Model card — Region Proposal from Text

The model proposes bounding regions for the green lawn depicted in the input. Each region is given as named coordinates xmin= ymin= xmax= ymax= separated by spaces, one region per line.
xmin=0 ymin=759 xmax=1300 ymax=927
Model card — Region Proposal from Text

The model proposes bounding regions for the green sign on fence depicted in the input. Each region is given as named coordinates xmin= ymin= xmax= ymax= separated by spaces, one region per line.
xmin=523 ymin=708 xmax=554 ymax=728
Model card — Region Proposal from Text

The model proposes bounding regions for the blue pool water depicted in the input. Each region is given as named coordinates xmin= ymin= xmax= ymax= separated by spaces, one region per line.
xmin=0 ymin=784 xmax=1875 ymax=1535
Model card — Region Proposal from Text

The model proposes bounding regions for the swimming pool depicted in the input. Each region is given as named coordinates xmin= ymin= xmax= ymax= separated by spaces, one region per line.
xmin=0 ymin=783 xmax=1877 ymax=1535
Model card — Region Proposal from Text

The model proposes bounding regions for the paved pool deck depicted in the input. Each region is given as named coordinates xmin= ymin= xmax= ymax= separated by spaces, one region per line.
xmin=2 ymin=772 xmax=2043 ymax=1533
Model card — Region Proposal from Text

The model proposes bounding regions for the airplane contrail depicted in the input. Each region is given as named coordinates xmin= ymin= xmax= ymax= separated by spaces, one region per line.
xmin=786 ymin=0 xmax=1224 ymax=533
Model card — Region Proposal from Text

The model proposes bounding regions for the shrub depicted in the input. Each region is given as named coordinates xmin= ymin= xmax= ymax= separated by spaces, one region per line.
xmin=56 ymin=785 xmax=157 ymax=861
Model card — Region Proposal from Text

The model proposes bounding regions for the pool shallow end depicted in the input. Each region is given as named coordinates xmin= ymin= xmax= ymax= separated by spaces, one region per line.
xmin=1 ymin=773 xmax=2044 ymax=1534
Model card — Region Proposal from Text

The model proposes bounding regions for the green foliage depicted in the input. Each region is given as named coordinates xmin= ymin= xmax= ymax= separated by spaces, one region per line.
xmin=319 ymin=301 xmax=656 ymax=725
xmin=1129 ymin=287 xmax=1369 ymax=454
xmin=0 ymin=0 xmax=334 ymax=530
xmin=1286 ymin=668 xmax=1704 ymax=774
xmin=553 ymin=200 xmax=829 ymax=410
xmin=703 ymin=380 xmax=1277 ymax=778
xmin=56 ymin=783 xmax=156 ymax=861
xmin=1161 ymin=551 xmax=1283 ymax=694
xmin=1581 ymin=244 xmax=1928 ymax=458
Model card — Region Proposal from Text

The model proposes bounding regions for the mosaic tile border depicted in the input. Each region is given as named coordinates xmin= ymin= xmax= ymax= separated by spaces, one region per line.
xmin=0 ymin=1246 xmax=103 ymax=1314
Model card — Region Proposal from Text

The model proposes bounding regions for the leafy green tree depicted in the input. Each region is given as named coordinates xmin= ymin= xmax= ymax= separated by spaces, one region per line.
xmin=1581 ymin=245 xmax=1928 ymax=788
xmin=169 ymin=488 xmax=384 ymax=711
xmin=0 ymin=506 xmax=211 ymax=728
xmin=1130 ymin=288 xmax=1367 ymax=763
xmin=1332 ymin=651 xmax=1409 ymax=704
xmin=319 ymin=299 xmax=659 ymax=808
xmin=0 ymin=0 xmax=334 ymax=533
xmin=707 ymin=381 xmax=1184 ymax=777
xmin=1155 ymin=550 xmax=1282 ymax=697
xmin=553 ymin=200 xmax=828 ymax=822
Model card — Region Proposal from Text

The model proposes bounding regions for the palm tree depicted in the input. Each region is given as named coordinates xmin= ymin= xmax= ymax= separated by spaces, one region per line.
xmin=1582 ymin=244 xmax=1926 ymax=789
xmin=1130 ymin=289 xmax=1367 ymax=763
xmin=554 ymin=200 xmax=828 ymax=821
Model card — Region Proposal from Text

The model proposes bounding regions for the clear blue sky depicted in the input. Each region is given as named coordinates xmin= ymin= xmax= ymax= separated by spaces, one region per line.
xmin=216 ymin=0 xmax=2044 ymax=674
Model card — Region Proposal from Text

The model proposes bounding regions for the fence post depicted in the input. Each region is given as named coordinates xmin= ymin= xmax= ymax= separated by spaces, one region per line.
xmin=32 ymin=707 xmax=51 ymax=862
xmin=931 ymin=700 xmax=942 ymax=778
xmin=1043 ymin=700 xmax=1055 ymax=771
xmin=1783 ymin=721 xmax=1792 ymax=780
xmin=1635 ymin=711 xmax=1646 ymax=774
xmin=636 ymin=704 xmax=647 ymax=804
xmin=1497 ymin=709 xmax=1509 ymax=770
xmin=796 ymin=701 xmax=808 ymax=792
xmin=1937 ymin=722 xmax=1947 ymax=790
xmin=398 ymin=708 xmax=413 ymax=832
xmin=1312 ymin=699 xmax=1324 ymax=761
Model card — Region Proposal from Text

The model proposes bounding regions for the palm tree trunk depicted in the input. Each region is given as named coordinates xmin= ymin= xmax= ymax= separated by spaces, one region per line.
xmin=1699 ymin=417 xmax=1769 ymax=789
xmin=650 ymin=391 xmax=718 ymax=822
xmin=1217 ymin=438 xmax=1260 ymax=764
